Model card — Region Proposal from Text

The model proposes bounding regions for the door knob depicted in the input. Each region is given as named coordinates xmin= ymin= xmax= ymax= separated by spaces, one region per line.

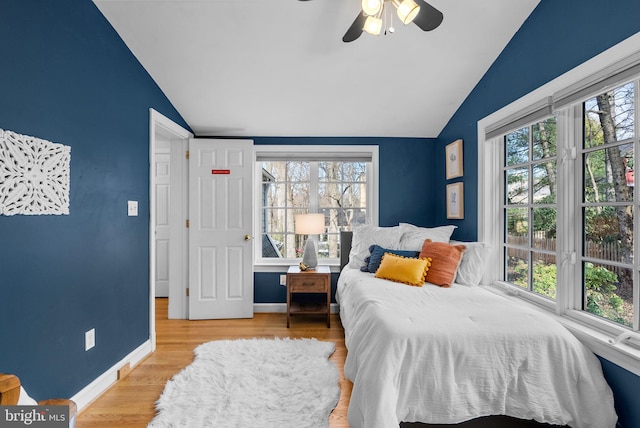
xmin=244 ymin=234 xmax=253 ymax=241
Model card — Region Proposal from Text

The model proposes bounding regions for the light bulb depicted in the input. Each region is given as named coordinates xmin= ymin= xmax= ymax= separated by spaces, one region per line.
xmin=363 ymin=15 xmax=383 ymax=35
xmin=362 ymin=0 xmax=383 ymax=16
xmin=393 ymin=0 xmax=420 ymax=25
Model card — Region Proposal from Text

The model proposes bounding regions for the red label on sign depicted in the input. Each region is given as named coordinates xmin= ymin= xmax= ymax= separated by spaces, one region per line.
xmin=212 ymin=169 xmax=230 ymax=174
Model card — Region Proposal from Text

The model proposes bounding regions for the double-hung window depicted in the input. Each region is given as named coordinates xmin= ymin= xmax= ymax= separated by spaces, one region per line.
xmin=580 ymin=82 xmax=636 ymax=327
xmin=481 ymin=46 xmax=640 ymax=356
xmin=503 ymin=117 xmax=558 ymax=301
xmin=254 ymin=145 xmax=378 ymax=268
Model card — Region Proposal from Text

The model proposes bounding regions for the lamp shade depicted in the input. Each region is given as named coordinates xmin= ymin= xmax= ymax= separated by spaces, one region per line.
xmin=294 ymin=213 xmax=325 ymax=235
xmin=362 ymin=0 xmax=383 ymax=16
xmin=363 ymin=15 xmax=383 ymax=35
xmin=393 ymin=0 xmax=420 ymax=25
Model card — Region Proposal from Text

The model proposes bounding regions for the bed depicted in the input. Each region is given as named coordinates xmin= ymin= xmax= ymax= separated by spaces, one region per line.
xmin=336 ymin=225 xmax=617 ymax=428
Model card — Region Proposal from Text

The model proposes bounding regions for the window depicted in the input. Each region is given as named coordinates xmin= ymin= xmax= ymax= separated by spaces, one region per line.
xmin=255 ymin=146 xmax=378 ymax=268
xmin=503 ymin=117 xmax=558 ymax=300
xmin=480 ymin=47 xmax=640 ymax=348
xmin=581 ymin=82 xmax=635 ymax=327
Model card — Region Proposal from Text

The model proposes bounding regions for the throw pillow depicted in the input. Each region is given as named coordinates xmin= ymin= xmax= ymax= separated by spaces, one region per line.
xmin=375 ymin=253 xmax=431 ymax=287
xmin=363 ymin=245 xmax=421 ymax=273
xmin=419 ymin=239 xmax=466 ymax=287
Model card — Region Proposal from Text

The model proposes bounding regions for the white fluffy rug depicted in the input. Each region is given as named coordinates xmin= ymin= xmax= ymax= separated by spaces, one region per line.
xmin=148 ymin=337 xmax=340 ymax=428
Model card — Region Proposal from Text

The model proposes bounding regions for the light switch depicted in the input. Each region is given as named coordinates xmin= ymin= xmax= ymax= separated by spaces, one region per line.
xmin=128 ymin=200 xmax=138 ymax=216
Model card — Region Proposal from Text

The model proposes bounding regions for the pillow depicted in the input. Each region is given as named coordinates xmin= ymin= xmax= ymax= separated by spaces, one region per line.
xmin=419 ymin=239 xmax=466 ymax=287
xmin=375 ymin=253 xmax=431 ymax=286
xmin=450 ymin=240 xmax=492 ymax=286
xmin=18 ymin=386 xmax=38 ymax=405
xmin=348 ymin=224 xmax=402 ymax=269
xmin=362 ymin=245 xmax=421 ymax=273
xmin=398 ymin=223 xmax=457 ymax=251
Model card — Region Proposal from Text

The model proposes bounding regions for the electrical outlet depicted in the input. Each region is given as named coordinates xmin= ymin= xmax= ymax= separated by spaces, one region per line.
xmin=280 ymin=275 xmax=287 ymax=286
xmin=85 ymin=328 xmax=95 ymax=351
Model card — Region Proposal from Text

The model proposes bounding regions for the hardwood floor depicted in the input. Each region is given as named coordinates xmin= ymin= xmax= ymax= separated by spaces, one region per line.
xmin=75 ymin=298 xmax=351 ymax=427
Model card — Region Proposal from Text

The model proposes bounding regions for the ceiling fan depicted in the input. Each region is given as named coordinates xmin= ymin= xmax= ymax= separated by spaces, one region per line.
xmin=301 ymin=0 xmax=443 ymax=43
xmin=344 ymin=0 xmax=443 ymax=42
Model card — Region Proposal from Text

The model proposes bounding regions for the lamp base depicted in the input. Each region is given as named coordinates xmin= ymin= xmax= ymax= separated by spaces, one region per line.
xmin=302 ymin=238 xmax=318 ymax=269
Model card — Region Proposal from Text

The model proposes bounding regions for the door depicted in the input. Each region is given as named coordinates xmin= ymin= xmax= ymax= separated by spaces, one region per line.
xmin=154 ymin=142 xmax=171 ymax=297
xmin=188 ymin=138 xmax=254 ymax=319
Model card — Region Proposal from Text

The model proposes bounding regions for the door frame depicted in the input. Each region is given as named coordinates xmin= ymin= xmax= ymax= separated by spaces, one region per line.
xmin=149 ymin=108 xmax=193 ymax=349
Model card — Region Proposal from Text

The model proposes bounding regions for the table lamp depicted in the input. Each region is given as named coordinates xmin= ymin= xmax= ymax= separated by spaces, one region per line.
xmin=294 ymin=213 xmax=325 ymax=269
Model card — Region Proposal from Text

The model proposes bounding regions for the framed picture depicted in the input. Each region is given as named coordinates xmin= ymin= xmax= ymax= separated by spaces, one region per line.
xmin=446 ymin=182 xmax=464 ymax=219
xmin=445 ymin=139 xmax=463 ymax=179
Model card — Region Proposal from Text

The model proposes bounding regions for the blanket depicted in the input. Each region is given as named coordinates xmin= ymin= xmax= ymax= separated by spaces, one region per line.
xmin=336 ymin=268 xmax=617 ymax=428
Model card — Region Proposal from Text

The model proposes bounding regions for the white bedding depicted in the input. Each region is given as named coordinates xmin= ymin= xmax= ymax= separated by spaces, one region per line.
xmin=336 ymin=268 xmax=617 ymax=428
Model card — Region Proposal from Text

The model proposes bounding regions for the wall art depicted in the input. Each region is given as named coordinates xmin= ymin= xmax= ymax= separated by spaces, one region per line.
xmin=0 ymin=128 xmax=71 ymax=215
xmin=446 ymin=182 xmax=464 ymax=219
xmin=445 ymin=139 xmax=463 ymax=179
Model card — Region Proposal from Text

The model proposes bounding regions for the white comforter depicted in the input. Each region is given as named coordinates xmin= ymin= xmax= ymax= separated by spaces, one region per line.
xmin=336 ymin=268 xmax=617 ymax=428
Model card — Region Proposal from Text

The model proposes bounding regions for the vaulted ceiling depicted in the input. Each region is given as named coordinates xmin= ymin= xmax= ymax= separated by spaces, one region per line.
xmin=94 ymin=0 xmax=539 ymax=138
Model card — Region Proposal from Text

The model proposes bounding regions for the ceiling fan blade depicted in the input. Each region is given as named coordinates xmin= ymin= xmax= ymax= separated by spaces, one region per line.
xmin=413 ymin=0 xmax=443 ymax=32
xmin=343 ymin=12 xmax=366 ymax=43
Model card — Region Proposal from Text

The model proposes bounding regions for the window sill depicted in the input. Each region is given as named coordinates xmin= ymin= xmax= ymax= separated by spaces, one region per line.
xmin=482 ymin=283 xmax=640 ymax=376
xmin=253 ymin=263 xmax=342 ymax=273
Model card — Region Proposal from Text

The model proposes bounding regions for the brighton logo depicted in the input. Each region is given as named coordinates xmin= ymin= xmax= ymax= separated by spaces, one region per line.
xmin=0 ymin=406 xmax=68 ymax=427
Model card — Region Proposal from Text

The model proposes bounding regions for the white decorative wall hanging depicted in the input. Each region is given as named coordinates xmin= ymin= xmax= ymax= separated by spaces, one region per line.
xmin=0 ymin=128 xmax=71 ymax=215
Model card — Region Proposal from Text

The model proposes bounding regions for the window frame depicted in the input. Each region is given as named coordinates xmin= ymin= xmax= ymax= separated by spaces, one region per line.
xmin=502 ymin=117 xmax=560 ymax=302
xmin=478 ymin=33 xmax=640 ymax=375
xmin=253 ymin=145 xmax=379 ymax=271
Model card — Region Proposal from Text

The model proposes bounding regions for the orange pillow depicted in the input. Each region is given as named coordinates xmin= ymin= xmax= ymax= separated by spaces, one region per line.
xmin=375 ymin=253 xmax=431 ymax=287
xmin=419 ymin=239 xmax=466 ymax=287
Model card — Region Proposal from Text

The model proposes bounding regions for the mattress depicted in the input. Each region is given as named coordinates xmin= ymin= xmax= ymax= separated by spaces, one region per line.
xmin=336 ymin=268 xmax=617 ymax=428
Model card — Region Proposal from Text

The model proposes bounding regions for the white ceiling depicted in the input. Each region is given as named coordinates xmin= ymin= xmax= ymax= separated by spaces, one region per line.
xmin=94 ymin=0 xmax=539 ymax=138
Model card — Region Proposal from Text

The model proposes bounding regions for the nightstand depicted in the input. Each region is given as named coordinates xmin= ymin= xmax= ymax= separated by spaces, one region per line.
xmin=286 ymin=265 xmax=331 ymax=328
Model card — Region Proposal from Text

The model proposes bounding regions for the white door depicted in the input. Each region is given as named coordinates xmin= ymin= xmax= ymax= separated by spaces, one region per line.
xmin=188 ymin=138 xmax=254 ymax=320
xmin=154 ymin=151 xmax=171 ymax=297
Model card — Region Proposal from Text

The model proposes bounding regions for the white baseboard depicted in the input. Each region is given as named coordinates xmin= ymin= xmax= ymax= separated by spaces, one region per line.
xmin=71 ymin=339 xmax=153 ymax=411
xmin=254 ymin=303 xmax=340 ymax=314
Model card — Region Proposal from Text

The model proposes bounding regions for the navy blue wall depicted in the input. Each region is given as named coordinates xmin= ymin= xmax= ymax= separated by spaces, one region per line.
xmin=0 ymin=0 xmax=189 ymax=400
xmin=436 ymin=0 xmax=640 ymax=242
xmin=435 ymin=1 xmax=640 ymax=426
xmin=252 ymin=137 xmax=438 ymax=303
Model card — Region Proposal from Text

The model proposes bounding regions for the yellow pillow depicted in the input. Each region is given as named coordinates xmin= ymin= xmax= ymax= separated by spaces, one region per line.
xmin=374 ymin=253 xmax=432 ymax=286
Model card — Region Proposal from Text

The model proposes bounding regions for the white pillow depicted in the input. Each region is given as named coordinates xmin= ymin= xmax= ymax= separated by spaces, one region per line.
xmin=450 ymin=240 xmax=491 ymax=286
xmin=18 ymin=386 xmax=38 ymax=405
xmin=348 ymin=224 xmax=402 ymax=269
xmin=398 ymin=223 xmax=457 ymax=251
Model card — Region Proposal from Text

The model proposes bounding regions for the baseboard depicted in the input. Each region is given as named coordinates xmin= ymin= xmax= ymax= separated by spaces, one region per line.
xmin=71 ymin=339 xmax=153 ymax=411
xmin=254 ymin=303 xmax=340 ymax=314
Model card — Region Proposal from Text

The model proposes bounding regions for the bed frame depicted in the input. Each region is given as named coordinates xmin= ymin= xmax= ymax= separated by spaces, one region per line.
xmin=339 ymin=232 xmax=565 ymax=428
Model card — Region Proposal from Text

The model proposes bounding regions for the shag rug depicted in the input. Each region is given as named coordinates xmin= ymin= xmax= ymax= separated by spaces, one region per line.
xmin=148 ymin=337 xmax=340 ymax=428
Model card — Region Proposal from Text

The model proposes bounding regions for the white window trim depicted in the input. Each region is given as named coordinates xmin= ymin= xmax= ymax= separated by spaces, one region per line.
xmin=478 ymin=31 xmax=640 ymax=375
xmin=253 ymin=145 xmax=379 ymax=272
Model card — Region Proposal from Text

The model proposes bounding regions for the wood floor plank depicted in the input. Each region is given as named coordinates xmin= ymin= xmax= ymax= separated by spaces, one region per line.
xmin=75 ymin=298 xmax=351 ymax=427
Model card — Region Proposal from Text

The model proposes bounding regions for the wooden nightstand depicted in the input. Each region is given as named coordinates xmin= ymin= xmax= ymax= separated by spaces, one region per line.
xmin=286 ymin=265 xmax=331 ymax=328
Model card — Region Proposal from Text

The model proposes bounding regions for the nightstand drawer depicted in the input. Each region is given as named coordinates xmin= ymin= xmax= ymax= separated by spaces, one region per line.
xmin=286 ymin=265 xmax=331 ymax=328
xmin=288 ymin=277 xmax=328 ymax=293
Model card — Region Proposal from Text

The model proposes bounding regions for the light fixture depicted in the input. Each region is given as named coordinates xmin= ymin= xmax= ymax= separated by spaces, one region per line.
xmin=294 ymin=213 xmax=325 ymax=269
xmin=363 ymin=14 xmax=383 ymax=35
xmin=340 ymin=0 xmax=442 ymax=43
xmin=362 ymin=0 xmax=383 ymax=16
xmin=392 ymin=0 xmax=420 ymax=25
